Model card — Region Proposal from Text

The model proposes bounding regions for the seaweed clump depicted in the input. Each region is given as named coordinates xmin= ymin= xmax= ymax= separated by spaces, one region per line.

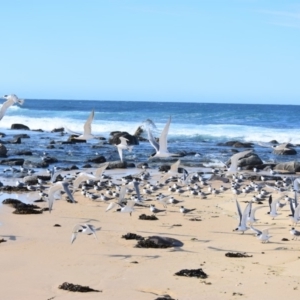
xmin=58 ymin=282 xmax=101 ymax=293
xmin=174 ymin=268 xmax=208 ymax=279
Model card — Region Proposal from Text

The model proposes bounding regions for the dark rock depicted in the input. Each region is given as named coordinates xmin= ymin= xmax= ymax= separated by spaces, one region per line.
xmin=273 ymin=147 xmax=297 ymax=155
xmin=23 ymin=175 xmax=38 ymax=185
xmin=13 ymin=134 xmax=30 ymax=139
xmin=122 ymin=233 xmax=144 ymax=240
xmin=219 ymin=140 xmax=253 ymax=148
xmin=0 ymin=186 xmax=28 ymax=192
xmin=23 ymin=160 xmax=49 ymax=168
xmin=51 ymin=127 xmax=64 ymax=133
xmin=31 ymin=129 xmax=44 ymax=132
xmin=135 ymin=236 xmax=183 ymax=248
xmin=225 ymin=252 xmax=252 ymax=258
xmin=11 ymin=123 xmax=30 ymax=130
xmin=87 ymin=156 xmax=106 ymax=163
xmin=109 ymin=131 xmax=139 ymax=146
xmin=174 ymin=268 xmax=208 ymax=279
xmin=15 ymin=150 xmax=32 ymax=156
xmin=66 ymin=135 xmax=86 ymax=143
xmin=0 ymin=143 xmax=7 ymax=157
xmin=108 ymin=161 xmax=135 ymax=169
xmin=46 ymin=145 xmax=55 ymax=149
xmin=2 ymin=199 xmax=42 ymax=214
xmin=58 ymin=282 xmax=101 ymax=293
xmin=0 ymin=158 xmax=24 ymax=166
xmin=0 ymin=132 xmax=6 ymax=137
xmin=139 ymin=214 xmax=158 ymax=220
xmin=42 ymin=156 xmax=58 ymax=164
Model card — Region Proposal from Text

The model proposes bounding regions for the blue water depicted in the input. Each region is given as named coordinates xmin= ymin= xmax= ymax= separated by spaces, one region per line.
xmin=0 ymin=99 xmax=299 ymax=169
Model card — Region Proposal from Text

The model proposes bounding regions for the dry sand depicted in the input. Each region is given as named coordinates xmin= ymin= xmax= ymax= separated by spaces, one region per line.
xmin=0 ymin=167 xmax=300 ymax=300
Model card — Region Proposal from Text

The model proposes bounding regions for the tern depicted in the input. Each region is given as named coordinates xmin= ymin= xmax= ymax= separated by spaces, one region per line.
xmin=0 ymin=94 xmax=24 ymax=120
xmin=233 ymin=199 xmax=251 ymax=234
xmin=71 ymin=224 xmax=98 ymax=244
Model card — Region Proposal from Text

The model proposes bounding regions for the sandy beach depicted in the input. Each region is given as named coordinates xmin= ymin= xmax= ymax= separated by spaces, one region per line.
xmin=0 ymin=166 xmax=300 ymax=300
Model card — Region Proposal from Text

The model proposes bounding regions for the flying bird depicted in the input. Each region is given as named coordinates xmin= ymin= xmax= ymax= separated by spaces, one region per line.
xmin=0 ymin=94 xmax=24 ymax=120
xmin=71 ymin=224 xmax=98 ymax=244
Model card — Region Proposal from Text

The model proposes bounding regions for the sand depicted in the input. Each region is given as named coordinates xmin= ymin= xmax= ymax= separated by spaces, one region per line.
xmin=0 ymin=167 xmax=300 ymax=300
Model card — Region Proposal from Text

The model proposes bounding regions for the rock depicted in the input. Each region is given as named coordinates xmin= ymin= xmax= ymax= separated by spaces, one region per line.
xmin=87 ymin=156 xmax=106 ymax=163
xmin=51 ymin=127 xmax=64 ymax=133
xmin=174 ymin=268 xmax=208 ymax=279
xmin=122 ymin=233 xmax=144 ymax=240
xmin=15 ymin=150 xmax=33 ymax=155
xmin=227 ymin=152 xmax=263 ymax=170
xmin=109 ymin=131 xmax=139 ymax=146
xmin=135 ymin=236 xmax=183 ymax=248
xmin=273 ymin=143 xmax=297 ymax=155
xmin=23 ymin=160 xmax=49 ymax=168
xmin=23 ymin=175 xmax=38 ymax=185
xmin=13 ymin=134 xmax=30 ymax=139
xmin=108 ymin=161 xmax=135 ymax=169
xmin=46 ymin=145 xmax=55 ymax=149
xmin=42 ymin=156 xmax=58 ymax=164
xmin=133 ymin=126 xmax=148 ymax=141
xmin=58 ymin=282 xmax=101 ymax=293
xmin=274 ymin=161 xmax=300 ymax=173
xmin=225 ymin=252 xmax=252 ymax=258
xmin=0 ymin=158 xmax=24 ymax=166
xmin=2 ymin=199 xmax=42 ymax=214
xmin=0 ymin=143 xmax=7 ymax=157
xmin=139 ymin=214 xmax=158 ymax=220
xmin=11 ymin=123 xmax=30 ymax=130
xmin=218 ymin=140 xmax=253 ymax=148
xmin=65 ymin=135 xmax=86 ymax=143
xmin=0 ymin=132 xmax=6 ymax=137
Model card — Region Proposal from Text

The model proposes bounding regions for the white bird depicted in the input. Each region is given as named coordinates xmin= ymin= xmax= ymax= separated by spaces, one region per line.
xmin=250 ymin=226 xmax=271 ymax=243
xmin=47 ymin=180 xmax=75 ymax=212
xmin=233 ymin=199 xmax=251 ymax=234
xmin=248 ymin=203 xmax=267 ymax=224
xmin=0 ymin=94 xmax=24 ymax=120
xmin=106 ymin=200 xmax=135 ymax=216
xmin=115 ymin=137 xmax=133 ymax=162
xmin=290 ymin=227 xmax=300 ymax=240
xmin=71 ymin=224 xmax=98 ymax=244
xmin=147 ymin=116 xmax=179 ymax=158
xmin=161 ymin=159 xmax=181 ymax=183
xmin=66 ymin=110 xmax=95 ymax=140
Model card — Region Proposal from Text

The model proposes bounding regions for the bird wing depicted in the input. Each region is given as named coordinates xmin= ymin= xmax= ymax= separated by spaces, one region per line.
xmin=85 ymin=224 xmax=98 ymax=240
xmin=61 ymin=181 xmax=75 ymax=203
xmin=64 ymin=126 xmax=81 ymax=136
xmin=117 ymin=147 xmax=123 ymax=162
xmin=159 ymin=116 xmax=171 ymax=152
xmin=0 ymin=99 xmax=14 ymax=120
xmin=235 ymin=199 xmax=242 ymax=225
xmin=72 ymin=172 xmax=97 ymax=191
xmin=132 ymin=181 xmax=142 ymax=202
xmin=250 ymin=225 xmax=262 ymax=236
xmin=94 ymin=162 xmax=109 ymax=178
xmin=228 ymin=150 xmax=253 ymax=173
xmin=71 ymin=232 xmax=77 ymax=244
xmin=119 ymin=136 xmax=129 ymax=146
xmin=241 ymin=202 xmax=251 ymax=228
xmin=48 ymin=182 xmax=65 ymax=212
xmin=83 ymin=110 xmax=94 ymax=136
xmin=118 ymin=185 xmax=127 ymax=204
xmin=170 ymin=159 xmax=181 ymax=173
xmin=147 ymin=128 xmax=159 ymax=152
xmin=106 ymin=202 xmax=119 ymax=212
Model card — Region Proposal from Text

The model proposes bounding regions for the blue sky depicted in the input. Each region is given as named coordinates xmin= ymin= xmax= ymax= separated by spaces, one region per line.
xmin=1 ymin=0 xmax=300 ymax=104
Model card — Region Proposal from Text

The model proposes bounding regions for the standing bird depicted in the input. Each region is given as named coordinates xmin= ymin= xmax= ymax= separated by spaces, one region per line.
xmin=0 ymin=94 xmax=24 ymax=120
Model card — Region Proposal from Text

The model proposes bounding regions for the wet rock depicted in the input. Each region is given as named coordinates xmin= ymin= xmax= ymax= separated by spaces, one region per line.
xmin=11 ymin=123 xmax=30 ymax=130
xmin=122 ymin=233 xmax=144 ymax=240
xmin=42 ymin=156 xmax=58 ymax=164
xmin=174 ymin=268 xmax=208 ymax=279
xmin=225 ymin=252 xmax=252 ymax=258
xmin=133 ymin=125 xmax=148 ymax=141
xmin=46 ymin=145 xmax=55 ymax=149
xmin=2 ymin=199 xmax=42 ymax=214
xmin=0 ymin=143 xmax=7 ymax=157
xmin=108 ymin=161 xmax=135 ymax=169
xmin=274 ymin=161 xmax=300 ymax=173
xmin=139 ymin=214 xmax=158 ymax=220
xmin=0 ymin=132 xmax=6 ymax=138
xmin=0 ymin=186 xmax=28 ymax=192
xmin=14 ymin=134 xmax=30 ymax=139
xmin=109 ymin=131 xmax=139 ymax=146
xmin=15 ymin=150 xmax=33 ymax=156
xmin=58 ymin=282 xmax=101 ymax=293
xmin=273 ymin=143 xmax=297 ymax=155
xmin=51 ymin=127 xmax=64 ymax=133
xmin=87 ymin=156 xmax=106 ymax=163
xmin=135 ymin=236 xmax=183 ymax=248
xmin=23 ymin=160 xmax=49 ymax=168
xmin=0 ymin=158 xmax=24 ymax=166
xmin=23 ymin=175 xmax=38 ymax=185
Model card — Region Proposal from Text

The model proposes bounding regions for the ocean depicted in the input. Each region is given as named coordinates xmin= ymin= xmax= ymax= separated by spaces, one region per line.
xmin=0 ymin=99 xmax=300 ymax=170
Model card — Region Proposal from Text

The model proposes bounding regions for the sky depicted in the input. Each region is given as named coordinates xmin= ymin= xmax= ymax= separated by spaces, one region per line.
xmin=1 ymin=0 xmax=300 ymax=104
